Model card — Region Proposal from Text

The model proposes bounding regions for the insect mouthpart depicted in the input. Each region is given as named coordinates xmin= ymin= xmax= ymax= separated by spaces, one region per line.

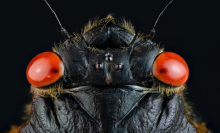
xmin=105 ymin=73 xmax=113 ymax=85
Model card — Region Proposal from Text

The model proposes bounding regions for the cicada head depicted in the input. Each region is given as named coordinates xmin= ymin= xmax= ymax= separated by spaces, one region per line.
xmin=27 ymin=0 xmax=188 ymax=97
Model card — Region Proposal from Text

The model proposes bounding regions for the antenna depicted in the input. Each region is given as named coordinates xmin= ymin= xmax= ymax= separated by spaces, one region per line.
xmin=148 ymin=0 xmax=174 ymax=39
xmin=43 ymin=0 xmax=71 ymax=39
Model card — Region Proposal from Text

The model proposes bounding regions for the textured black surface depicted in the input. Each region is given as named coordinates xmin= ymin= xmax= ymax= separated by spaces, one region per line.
xmin=57 ymin=26 xmax=160 ymax=87
xmin=20 ymin=24 xmax=198 ymax=133
xmin=20 ymin=87 xmax=196 ymax=133
xmin=83 ymin=26 xmax=134 ymax=48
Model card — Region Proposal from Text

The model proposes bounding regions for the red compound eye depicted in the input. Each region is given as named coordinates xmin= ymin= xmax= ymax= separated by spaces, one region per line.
xmin=152 ymin=52 xmax=189 ymax=86
xmin=26 ymin=52 xmax=64 ymax=87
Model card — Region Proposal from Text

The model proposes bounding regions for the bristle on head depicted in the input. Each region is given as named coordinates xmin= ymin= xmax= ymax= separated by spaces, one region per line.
xmin=82 ymin=14 xmax=135 ymax=35
xmin=53 ymin=32 xmax=82 ymax=51
xmin=30 ymin=79 xmax=63 ymax=99
xmin=155 ymin=83 xmax=186 ymax=96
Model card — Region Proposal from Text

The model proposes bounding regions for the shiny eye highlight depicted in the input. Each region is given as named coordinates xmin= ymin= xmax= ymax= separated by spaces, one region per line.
xmin=95 ymin=63 xmax=103 ymax=70
xmin=116 ymin=64 xmax=123 ymax=70
xmin=152 ymin=52 xmax=189 ymax=86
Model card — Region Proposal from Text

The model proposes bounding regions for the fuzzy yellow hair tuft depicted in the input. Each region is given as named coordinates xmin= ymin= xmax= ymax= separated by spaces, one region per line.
xmin=155 ymin=84 xmax=186 ymax=96
xmin=30 ymin=80 xmax=63 ymax=99
xmin=82 ymin=14 xmax=135 ymax=35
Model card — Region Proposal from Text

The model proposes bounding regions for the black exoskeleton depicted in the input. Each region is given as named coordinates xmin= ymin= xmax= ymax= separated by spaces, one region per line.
xmin=20 ymin=0 xmax=197 ymax=132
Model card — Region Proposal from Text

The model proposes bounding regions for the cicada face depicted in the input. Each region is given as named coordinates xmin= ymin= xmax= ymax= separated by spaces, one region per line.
xmin=20 ymin=1 xmax=197 ymax=133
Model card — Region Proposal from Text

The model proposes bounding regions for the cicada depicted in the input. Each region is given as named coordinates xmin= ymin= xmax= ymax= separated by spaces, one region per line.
xmin=16 ymin=0 xmax=202 ymax=132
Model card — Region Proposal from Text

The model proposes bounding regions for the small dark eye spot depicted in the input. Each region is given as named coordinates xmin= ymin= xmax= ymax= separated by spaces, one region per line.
xmin=96 ymin=63 xmax=102 ymax=70
xmin=51 ymin=69 xmax=58 ymax=73
xmin=116 ymin=64 xmax=123 ymax=70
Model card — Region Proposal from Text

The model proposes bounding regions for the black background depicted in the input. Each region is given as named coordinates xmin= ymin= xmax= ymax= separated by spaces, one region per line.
xmin=1 ymin=0 xmax=219 ymax=132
